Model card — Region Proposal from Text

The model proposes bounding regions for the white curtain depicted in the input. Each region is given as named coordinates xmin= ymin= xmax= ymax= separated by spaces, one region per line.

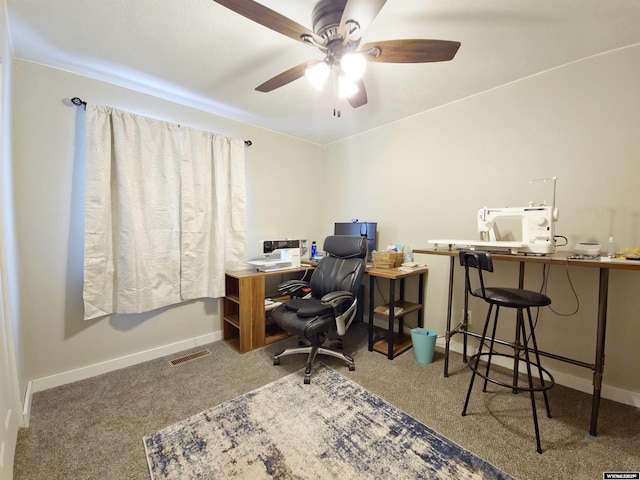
xmin=83 ymin=105 xmax=247 ymax=320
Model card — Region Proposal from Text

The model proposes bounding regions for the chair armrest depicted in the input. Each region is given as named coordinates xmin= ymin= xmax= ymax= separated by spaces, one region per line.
xmin=278 ymin=280 xmax=310 ymax=297
xmin=322 ymin=291 xmax=357 ymax=336
xmin=320 ymin=291 xmax=354 ymax=308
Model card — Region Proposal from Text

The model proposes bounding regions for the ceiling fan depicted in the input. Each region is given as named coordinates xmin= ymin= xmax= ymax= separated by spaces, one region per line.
xmin=212 ymin=0 xmax=461 ymax=109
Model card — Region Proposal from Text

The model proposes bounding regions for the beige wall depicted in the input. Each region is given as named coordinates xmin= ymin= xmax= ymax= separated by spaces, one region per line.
xmin=10 ymin=43 xmax=640 ymax=407
xmin=324 ymin=45 xmax=640 ymax=399
xmin=11 ymin=61 xmax=325 ymax=390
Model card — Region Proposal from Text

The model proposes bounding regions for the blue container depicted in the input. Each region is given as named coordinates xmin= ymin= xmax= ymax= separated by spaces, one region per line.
xmin=410 ymin=328 xmax=438 ymax=364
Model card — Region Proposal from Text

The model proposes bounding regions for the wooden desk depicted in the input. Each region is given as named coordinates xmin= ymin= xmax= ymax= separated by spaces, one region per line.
xmin=223 ymin=265 xmax=314 ymax=353
xmin=367 ymin=266 xmax=428 ymax=359
xmin=414 ymin=247 xmax=640 ymax=436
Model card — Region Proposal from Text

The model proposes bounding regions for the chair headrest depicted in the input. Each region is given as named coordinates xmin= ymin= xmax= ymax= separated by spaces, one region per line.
xmin=323 ymin=235 xmax=367 ymax=259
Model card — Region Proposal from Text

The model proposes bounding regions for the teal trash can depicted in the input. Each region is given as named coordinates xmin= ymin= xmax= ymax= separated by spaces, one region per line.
xmin=411 ymin=328 xmax=438 ymax=364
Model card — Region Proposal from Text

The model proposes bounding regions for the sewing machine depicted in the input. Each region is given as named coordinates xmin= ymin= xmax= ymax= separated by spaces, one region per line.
xmin=429 ymin=204 xmax=558 ymax=255
xmin=477 ymin=204 xmax=558 ymax=254
xmin=429 ymin=177 xmax=559 ymax=255
xmin=248 ymin=240 xmax=302 ymax=271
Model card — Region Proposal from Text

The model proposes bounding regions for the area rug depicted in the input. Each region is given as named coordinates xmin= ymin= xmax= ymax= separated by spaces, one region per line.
xmin=143 ymin=364 xmax=514 ymax=479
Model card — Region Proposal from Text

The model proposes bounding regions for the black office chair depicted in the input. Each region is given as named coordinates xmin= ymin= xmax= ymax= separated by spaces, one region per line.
xmin=459 ymin=250 xmax=555 ymax=454
xmin=271 ymin=235 xmax=367 ymax=384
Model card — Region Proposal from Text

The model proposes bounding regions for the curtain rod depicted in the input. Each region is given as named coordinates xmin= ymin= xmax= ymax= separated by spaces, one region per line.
xmin=69 ymin=97 xmax=252 ymax=147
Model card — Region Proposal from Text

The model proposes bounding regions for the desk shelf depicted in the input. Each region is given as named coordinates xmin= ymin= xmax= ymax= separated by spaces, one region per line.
xmin=223 ymin=266 xmax=314 ymax=353
xmin=263 ymin=326 xmax=290 ymax=346
xmin=372 ymin=301 xmax=422 ymax=318
xmin=368 ymin=267 xmax=428 ymax=360
xmin=372 ymin=333 xmax=413 ymax=357
xmin=371 ymin=302 xmax=423 ymax=357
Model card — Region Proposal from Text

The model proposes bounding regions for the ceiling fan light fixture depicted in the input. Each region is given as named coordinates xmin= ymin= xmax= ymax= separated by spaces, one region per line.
xmin=337 ymin=74 xmax=359 ymax=98
xmin=212 ymin=0 xmax=461 ymax=111
xmin=340 ymin=52 xmax=366 ymax=80
xmin=305 ymin=61 xmax=330 ymax=90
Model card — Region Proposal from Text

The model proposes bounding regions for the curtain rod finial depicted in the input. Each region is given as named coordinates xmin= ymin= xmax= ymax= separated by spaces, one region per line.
xmin=71 ymin=97 xmax=87 ymax=110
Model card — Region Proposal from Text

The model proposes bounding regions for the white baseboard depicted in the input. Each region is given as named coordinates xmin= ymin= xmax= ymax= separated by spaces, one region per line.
xmin=21 ymin=381 xmax=32 ymax=428
xmin=439 ymin=337 xmax=640 ymax=408
xmin=23 ymin=331 xmax=221 ymax=425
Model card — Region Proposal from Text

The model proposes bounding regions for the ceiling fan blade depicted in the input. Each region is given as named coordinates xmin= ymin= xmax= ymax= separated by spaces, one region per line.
xmin=255 ymin=61 xmax=317 ymax=93
xmin=362 ymin=39 xmax=461 ymax=63
xmin=339 ymin=0 xmax=387 ymax=40
xmin=347 ymin=79 xmax=368 ymax=108
xmin=212 ymin=0 xmax=324 ymax=46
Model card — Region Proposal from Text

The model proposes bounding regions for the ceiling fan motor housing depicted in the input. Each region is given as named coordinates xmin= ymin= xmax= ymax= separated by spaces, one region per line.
xmin=312 ymin=0 xmax=347 ymax=43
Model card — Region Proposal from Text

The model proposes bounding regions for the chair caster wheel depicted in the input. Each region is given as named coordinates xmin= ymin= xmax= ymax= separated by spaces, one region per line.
xmin=273 ymin=357 xmax=280 ymax=366
xmin=304 ymin=377 xmax=311 ymax=385
xmin=348 ymin=364 xmax=355 ymax=371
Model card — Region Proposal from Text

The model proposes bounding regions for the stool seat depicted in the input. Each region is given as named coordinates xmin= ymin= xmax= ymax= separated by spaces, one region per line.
xmin=479 ymin=287 xmax=551 ymax=309
xmin=459 ymin=250 xmax=554 ymax=454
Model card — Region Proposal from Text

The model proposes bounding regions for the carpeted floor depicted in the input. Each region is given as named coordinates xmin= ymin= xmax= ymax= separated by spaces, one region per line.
xmin=13 ymin=323 xmax=640 ymax=479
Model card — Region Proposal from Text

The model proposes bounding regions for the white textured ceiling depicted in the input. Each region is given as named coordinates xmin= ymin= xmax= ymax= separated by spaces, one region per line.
xmin=7 ymin=0 xmax=640 ymax=144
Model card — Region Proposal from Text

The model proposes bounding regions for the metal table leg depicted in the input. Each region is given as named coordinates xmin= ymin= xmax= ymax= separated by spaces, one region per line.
xmin=444 ymin=255 xmax=455 ymax=377
xmin=368 ymin=274 xmax=375 ymax=351
xmin=417 ymin=273 xmax=425 ymax=328
xmin=387 ymin=279 xmax=396 ymax=360
xmin=590 ymin=268 xmax=609 ymax=436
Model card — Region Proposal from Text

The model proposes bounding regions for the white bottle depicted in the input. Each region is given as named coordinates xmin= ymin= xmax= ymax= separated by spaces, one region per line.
xmin=607 ymin=236 xmax=615 ymax=257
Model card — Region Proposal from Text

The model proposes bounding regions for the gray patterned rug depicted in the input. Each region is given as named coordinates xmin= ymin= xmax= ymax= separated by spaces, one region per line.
xmin=143 ymin=364 xmax=514 ymax=479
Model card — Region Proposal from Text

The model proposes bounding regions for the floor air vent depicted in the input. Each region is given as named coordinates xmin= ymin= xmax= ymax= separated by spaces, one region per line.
xmin=169 ymin=349 xmax=211 ymax=366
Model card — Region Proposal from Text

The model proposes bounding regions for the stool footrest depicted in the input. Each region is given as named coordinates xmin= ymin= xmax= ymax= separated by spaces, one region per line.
xmin=468 ymin=352 xmax=555 ymax=393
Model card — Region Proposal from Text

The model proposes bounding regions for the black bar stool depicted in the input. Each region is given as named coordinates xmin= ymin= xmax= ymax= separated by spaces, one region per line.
xmin=459 ymin=250 xmax=554 ymax=454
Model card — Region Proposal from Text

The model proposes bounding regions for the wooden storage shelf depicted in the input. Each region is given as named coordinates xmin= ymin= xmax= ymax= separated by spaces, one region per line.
xmin=372 ymin=301 xmax=422 ymax=318
xmin=371 ymin=301 xmax=423 ymax=356
xmin=225 ymin=294 xmax=240 ymax=304
xmin=368 ymin=266 xmax=428 ymax=360
xmin=263 ymin=329 xmax=290 ymax=346
xmin=223 ymin=266 xmax=314 ymax=353
xmin=223 ymin=314 xmax=240 ymax=328
xmin=372 ymin=333 xmax=413 ymax=357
